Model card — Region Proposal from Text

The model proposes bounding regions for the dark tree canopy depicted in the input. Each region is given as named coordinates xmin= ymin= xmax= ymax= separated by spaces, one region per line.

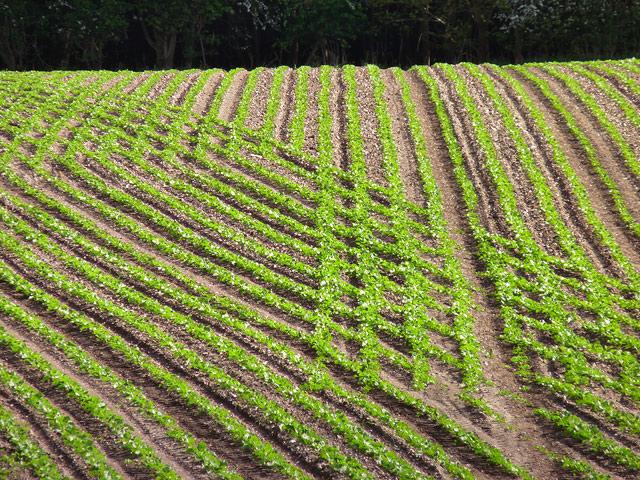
xmin=1 ymin=0 xmax=639 ymax=70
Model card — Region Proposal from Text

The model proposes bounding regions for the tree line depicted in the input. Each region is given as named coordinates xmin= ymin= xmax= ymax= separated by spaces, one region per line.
xmin=1 ymin=0 xmax=639 ymax=70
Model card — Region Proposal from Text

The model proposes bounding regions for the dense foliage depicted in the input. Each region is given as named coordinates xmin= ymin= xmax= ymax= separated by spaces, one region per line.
xmin=1 ymin=0 xmax=640 ymax=69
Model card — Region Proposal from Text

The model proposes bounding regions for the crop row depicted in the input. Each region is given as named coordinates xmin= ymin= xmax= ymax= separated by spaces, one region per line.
xmin=0 ymin=402 xmax=64 ymax=479
xmin=509 ymin=65 xmax=640 ymax=240
xmin=0 ymin=71 xmax=310 ymax=479
xmin=538 ymin=63 xmax=640 ymax=182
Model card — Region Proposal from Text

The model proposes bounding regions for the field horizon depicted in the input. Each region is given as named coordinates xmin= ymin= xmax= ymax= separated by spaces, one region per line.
xmin=0 ymin=58 xmax=639 ymax=479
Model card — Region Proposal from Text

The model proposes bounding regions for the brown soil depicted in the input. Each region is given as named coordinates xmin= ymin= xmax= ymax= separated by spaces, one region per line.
xmin=456 ymin=65 xmax=565 ymax=259
xmin=301 ymin=67 xmax=321 ymax=155
xmin=404 ymin=68 xmax=568 ymax=480
xmin=170 ymin=72 xmax=201 ymax=106
xmin=427 ymin=67 xmax=511 ymax=238
xmin=275 ymin=69 xmax=296 ymax=142
xmin=478 ymin=66 xmax=617 ymax=276
xmin=353 ymin=68 xmax=386 ymax=186
xmin=329 ymin=67 xmax=350 ymax=170
xmin=217 ymin=70 xmax=248 ymax=122
xmin=379 ymin=69 xmax=426 ymax=205
xmin=244 ymin=68 xmax=274 ymax=131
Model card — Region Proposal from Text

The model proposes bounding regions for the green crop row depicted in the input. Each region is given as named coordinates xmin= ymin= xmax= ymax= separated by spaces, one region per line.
xmin=412 ymin=63 xmax=638 ymax=475
xmin=0 ymin=73 xmax=310 ymax=479
xmin=451 ymin=64 xmax=640 ymax=443
xmin=27 ymin=69 xmax=458 ymax=386
xmin=0 ymin=292 xmax=242 ymax=479
xmin=537 ymin=63 xmax=640 ymax=181
xmin=535 ymin=408 xmax=640 ymax=471
xmin=568 ymin=62 xmax=640 ymax=130
xmin=0 ymin=357 xmax=120 ymax=479
xmin=509 ymin=65 xmax=640 ymax=239
xmin=0 ymin=69 xmax=526 ymax=478
xmin=0 ymin=323 xmax=180 ymax=478
xmin=0 ymin=403 xmax=65 ymax=479
xmin=0 ymin=254 xmax=308 ymax=479
xmin=0 ymin=197 xmax=436 ymax=480
xmin=0 ymin=67 xmax=472 ymax=476
xmin=0 ymin=185 xmax=471 ymax=479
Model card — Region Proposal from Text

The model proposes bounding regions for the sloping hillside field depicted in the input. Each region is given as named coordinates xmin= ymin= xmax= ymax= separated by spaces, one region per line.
xmin=0 ymin=59 xmax=639 ymax=479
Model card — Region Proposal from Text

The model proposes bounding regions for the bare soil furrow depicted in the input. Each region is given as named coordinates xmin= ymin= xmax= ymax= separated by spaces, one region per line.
xmin=404 ymin=68 xmax=568 ymax=480
xmin=329 ymin=68 xmax=350 ymax=171
xmin=379 ymin=69 xmax=426 ymax=206
xmin=275 ymin=69 xmax=296 ymax=142
xmin=217 ymin=70 xmax=248 ymax=122
xmin=244 ymin=68 xmax=274 ymax=131
xmin=122 ymin=73 xmax=150 ymax=95
xmin=192 ymin=70 xmax=225 ymax=116
xmin=514 ymin=68 xmax=640 ymax=265
xmin=147 ymin=72 xmax=175 ymax=101
xmin=301 ymin=68 xmax=321 ymax=155
xmin=170 ymin=71 xmax=201 ymax=106
xmin=426 ymin=68 xmax=511 ymax=239
xmin=353 ymin=68 xmax=387 ymax=186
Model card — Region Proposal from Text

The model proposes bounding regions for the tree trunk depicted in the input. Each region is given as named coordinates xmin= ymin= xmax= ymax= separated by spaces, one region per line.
xmin=199 ymin=33 xmax=207 ymax=67
xmin=141 ymin=22 xmax=176 ymax=69
xmin=0 ymin=41 xmax=16 ymax=69
xmin=157 ymin=32 xmax=176 ymax=68
xmin=83 ymin=38 xmax=103 ymax=68
xmin=513 ymin=28 xmax=524 ymax=64
xmin=475 ymin=20 xmax=489 ymax=61
xmin=418 ymin=14 xmax=431 ymax=66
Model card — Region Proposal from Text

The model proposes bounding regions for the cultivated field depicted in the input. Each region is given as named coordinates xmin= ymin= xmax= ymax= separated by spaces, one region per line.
xmin=0 ymin=59 xmax=639 ymax=479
